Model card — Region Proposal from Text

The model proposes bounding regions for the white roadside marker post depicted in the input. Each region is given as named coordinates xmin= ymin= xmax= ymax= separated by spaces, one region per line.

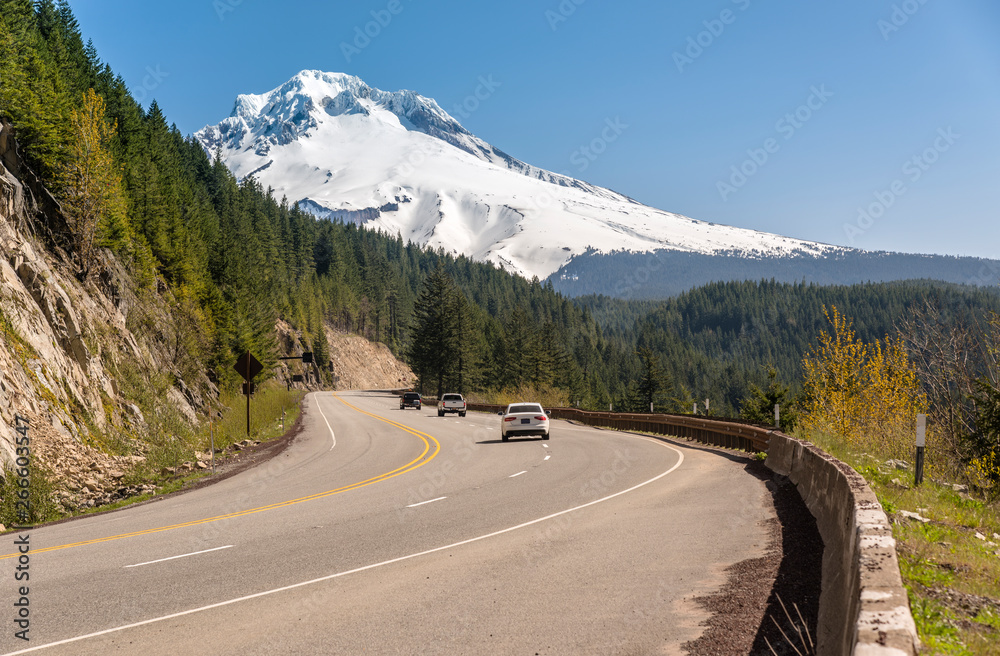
xmin=915 ymin=414 xmax=926 ymax=486
xmin=775 ymin=404 xmax=780 ymax=429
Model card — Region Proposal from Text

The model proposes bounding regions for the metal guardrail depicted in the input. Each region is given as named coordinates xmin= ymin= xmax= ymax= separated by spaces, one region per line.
xmin=466 ymin=403 xmax=772 ymax=452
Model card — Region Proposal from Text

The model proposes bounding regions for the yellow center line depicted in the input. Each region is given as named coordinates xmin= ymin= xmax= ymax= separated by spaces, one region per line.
xmin=0 ymin=393 xmax=440 ymax=560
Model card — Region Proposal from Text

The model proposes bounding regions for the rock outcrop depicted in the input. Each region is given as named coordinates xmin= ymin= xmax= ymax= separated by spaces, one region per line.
xmin=0 ymin=118 xmax=211 ymax=506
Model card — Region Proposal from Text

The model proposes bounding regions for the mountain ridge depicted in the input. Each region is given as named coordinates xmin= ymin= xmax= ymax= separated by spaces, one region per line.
xmin=195 ymin=70 xmax=845 ymax=281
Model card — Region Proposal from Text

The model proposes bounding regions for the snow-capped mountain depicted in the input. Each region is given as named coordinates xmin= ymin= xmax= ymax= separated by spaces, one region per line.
xmin=196 ymin=70 xmax=844 ymax=280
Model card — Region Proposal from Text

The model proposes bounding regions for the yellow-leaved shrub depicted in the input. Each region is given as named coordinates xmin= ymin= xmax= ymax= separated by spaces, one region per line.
xmin=801 ymin=306 xmax=926 ymax=459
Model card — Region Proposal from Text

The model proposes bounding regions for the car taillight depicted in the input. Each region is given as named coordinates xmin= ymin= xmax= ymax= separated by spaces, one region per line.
xmin=504 ymin=417 xmax=517 ymax=422
xmin=535 ymin=416 xmax=547 ymax=421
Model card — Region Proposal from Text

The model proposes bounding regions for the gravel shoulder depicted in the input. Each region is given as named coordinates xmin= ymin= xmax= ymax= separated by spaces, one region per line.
xmin=683 ymin=458 xmax=823 ymax=656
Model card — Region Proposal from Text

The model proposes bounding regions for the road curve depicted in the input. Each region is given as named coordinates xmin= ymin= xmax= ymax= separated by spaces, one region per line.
xmin=1 ymin=391 xmax=774 ymax=655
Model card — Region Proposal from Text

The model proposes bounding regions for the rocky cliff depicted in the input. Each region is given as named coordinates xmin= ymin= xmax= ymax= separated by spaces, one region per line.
xmin=0 ymin=117 xmax=216 ymax=511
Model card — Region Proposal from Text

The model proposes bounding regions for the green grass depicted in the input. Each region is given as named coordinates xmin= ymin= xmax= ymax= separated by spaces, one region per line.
xmin=203 ymin=381 xmax=303 ymax=452
xmin=806 ymin=430 xmax=1000 ymax=653
xmin=910 ymin=597 xmax=974 ymax=656
xmin=0 ymin=381 xmax=304 ymax=530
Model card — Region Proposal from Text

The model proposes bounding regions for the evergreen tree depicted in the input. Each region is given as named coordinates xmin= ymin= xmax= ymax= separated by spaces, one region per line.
xmin=635 ymin=346 xmax=670 ymax=412
xmin=408 ymin=265 xmax=457 ymax=398
xmin=739 ymin=367 xmax=797 ymax=431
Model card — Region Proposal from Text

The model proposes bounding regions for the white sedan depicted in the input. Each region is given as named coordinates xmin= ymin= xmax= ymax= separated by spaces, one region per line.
xmin=499 ymin=403 xmax=550 ymax=441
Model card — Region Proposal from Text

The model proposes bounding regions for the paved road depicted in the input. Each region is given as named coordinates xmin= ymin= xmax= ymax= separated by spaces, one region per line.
xmin=1 ymin=391 xmax=773 ymax=655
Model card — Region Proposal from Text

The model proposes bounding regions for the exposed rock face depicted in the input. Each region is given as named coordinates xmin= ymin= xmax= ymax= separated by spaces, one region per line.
xmin=274 ymin=320 xmax=414 ymax=391
xmin=0 ymin=119 xmax=211 ymax=500
xmin=325 ymin=328 xmax=414 ymax=391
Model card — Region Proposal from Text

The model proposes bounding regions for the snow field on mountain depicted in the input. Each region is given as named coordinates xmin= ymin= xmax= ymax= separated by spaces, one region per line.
xmin=197 ymin=70 xmax=843 ymax=279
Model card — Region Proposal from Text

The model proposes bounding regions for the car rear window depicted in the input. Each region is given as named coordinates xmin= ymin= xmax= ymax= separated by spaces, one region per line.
xmin=443 ymin=394 xmax=463 ymax=401
xmin=404 ymin=393 xmax=420 ymax=400
xmin=509 ymin=404 xmax=543 ymax=414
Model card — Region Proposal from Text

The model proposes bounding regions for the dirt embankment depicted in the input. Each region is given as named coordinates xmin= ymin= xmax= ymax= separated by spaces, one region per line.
xmin=325 ymin=328 xmax=413 ymax=391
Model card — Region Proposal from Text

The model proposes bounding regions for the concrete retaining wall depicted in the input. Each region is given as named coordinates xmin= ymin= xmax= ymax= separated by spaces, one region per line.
xmin=766 ymin=433 xmax=919 ymax=656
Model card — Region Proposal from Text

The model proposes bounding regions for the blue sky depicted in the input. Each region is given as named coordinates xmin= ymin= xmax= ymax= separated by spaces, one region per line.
xmin=69 ymin=0 xmax=1000 ymax=259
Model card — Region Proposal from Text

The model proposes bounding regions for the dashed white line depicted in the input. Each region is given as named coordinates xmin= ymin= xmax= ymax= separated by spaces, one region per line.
xmin=542 ymin=444 xmax=549 ymax=448
xmin=125 ymin=545 xmax=234 ymax=569
xmin=510 ymin=471 xmax=527 ymax=478
xmin=406 ymin=497 xmax=447 ymax=508
xmin=544 ymin=455 xmax=551 ymax=461
xmin=10 ymin=438 xmax=683 ymax=656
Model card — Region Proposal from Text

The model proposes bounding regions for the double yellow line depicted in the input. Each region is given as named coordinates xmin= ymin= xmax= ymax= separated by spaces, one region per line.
xmin=0 ymin=394 xmax=440 ymax=560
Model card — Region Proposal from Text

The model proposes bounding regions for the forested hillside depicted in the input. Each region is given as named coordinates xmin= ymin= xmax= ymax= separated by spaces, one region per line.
xmin=0 ymin=0 xmax=635 ymax=410
xmin=596 ymin=280 xmax=1000 ymax=414
xmin=550 ymin=248 xmax=1000 ymax=299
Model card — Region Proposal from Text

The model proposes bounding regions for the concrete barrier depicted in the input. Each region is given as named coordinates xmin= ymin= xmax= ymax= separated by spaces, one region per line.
xmin=767 ymin=433 xmax=919 ymax=656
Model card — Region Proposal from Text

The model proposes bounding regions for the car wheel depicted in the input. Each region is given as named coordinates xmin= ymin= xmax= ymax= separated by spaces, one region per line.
xmin=543 ymin=432 xmax=549 ymax=440
xmin=459 ymin=412 xmax=466 ymax=417
xmin=501 ymin=433 xmax=508 ymax=442
xmin=438 ymin=410 xmax=444 ymax=417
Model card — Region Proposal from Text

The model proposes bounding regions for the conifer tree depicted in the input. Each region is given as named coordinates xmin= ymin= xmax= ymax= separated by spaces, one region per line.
xmin=408 ymin=264 xmax=456 ymax=398
xmin=636 ymin=346 xmax=670 ymax=412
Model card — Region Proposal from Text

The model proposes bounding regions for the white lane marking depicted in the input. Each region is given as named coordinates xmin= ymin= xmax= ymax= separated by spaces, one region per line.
xmin=542 ymin=444 xmax=549 ymax=448
xmin=315 ymin=393 xmax=337 ymax=452
xmin=9 ymin=439 xmax=683 ymax=655
xmin=406 ymin=497 xmax=447 ymax=508
xmin=125 ymin=545 xmax=234 ymax=569
xmin=509 ymin=471 xmax=527 ymax=478
xmin=544 ymin=455 xmax=551 ymax=461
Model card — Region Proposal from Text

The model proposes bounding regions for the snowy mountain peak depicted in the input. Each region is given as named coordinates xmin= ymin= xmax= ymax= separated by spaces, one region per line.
xmin=196 ymin=71 xmax=844 ymax=279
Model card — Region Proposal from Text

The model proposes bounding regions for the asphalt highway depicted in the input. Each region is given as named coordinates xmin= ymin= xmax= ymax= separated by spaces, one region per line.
xmin=1 ymin=391 xmax=774 ymax=655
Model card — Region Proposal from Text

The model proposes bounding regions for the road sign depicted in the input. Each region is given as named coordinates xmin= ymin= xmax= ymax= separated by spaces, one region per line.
xmin=234 ymin=351 xmax=263 ymax=381
xmin=234 ymin=351 xmax=262 ymax=438
xmin=242 ymin=382 xmax=256 ymax=396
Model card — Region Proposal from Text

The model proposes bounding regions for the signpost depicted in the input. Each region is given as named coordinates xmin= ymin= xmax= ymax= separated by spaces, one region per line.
xmin=234 ymin=350 xmax=263 ymax=437
xmin=235 ymin=350 xmax=311 ymax=435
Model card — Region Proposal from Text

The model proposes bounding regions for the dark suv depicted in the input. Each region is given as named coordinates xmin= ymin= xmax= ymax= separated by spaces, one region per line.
xmin=400 ymin=392 xmax=422 ymax=410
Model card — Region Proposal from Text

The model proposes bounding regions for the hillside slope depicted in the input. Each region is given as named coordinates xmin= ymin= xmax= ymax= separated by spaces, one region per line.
xmin=0 ymin=120 xmax=413 ymax=514
xmin=326 ymin=329 xmax=414 ymax=391
xmin=1 ymin=118 xmax=214 ymax=509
